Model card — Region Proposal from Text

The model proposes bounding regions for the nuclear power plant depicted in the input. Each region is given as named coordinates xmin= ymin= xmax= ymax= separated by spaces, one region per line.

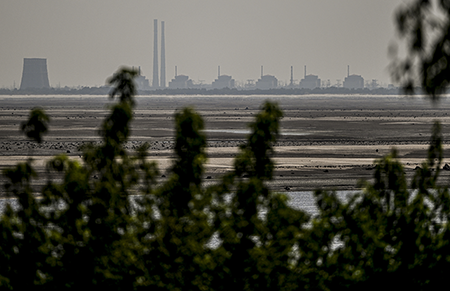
xmin=147 ymin=21 xmax=369 ymax=91
xmin=12 ymin=23 xmax=377 ymax=92
xmin=20 ymin=58 xmax=50 ymax=90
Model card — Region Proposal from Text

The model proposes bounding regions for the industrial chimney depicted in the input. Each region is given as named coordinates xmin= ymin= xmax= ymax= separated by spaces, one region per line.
xmin=152 ymin=19 xmax=159 ymax=88
xmin=160 ymin=21 xmax=166 ymax=88
xmin=20 ymin=58 xmax=50 ymax=90
xmin=290 ymin=66 xmax=294 ymax=86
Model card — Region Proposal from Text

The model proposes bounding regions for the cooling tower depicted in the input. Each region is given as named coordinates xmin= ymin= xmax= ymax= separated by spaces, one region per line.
xmin=160 ymin=21 xmax=166 ymax=88
xmin=152 ymin=19 xmax=159 ymax=88
xmin=20 ymin=58 xmax=50 ymax=89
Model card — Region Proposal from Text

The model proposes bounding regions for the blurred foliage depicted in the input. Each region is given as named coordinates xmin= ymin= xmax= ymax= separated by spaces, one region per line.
xmin=392 ymin=0 xmax=450 ymax=99
xmin=1 ymin=67 xmax=450 ymax=289
xmin=20 ymin=108 xmax=50 ymax=144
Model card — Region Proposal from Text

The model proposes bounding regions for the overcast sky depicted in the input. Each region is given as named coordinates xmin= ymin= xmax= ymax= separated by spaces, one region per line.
xmin=0 ymin=0 xmax=406 ymax=88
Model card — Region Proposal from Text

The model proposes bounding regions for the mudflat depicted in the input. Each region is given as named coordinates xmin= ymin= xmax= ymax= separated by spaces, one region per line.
xmin=1 ymin=94 xmax=450 ymax=194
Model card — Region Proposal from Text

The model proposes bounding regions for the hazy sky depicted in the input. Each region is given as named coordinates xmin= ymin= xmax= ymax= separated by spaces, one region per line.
xmin=0 ymin=0 xmax=406 ymax=88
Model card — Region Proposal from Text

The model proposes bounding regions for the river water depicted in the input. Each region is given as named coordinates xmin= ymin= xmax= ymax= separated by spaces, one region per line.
xmin=0 ymin=191 xmax=359 ymax=217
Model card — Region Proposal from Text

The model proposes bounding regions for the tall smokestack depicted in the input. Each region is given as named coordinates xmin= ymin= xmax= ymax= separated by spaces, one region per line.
xmin=152 ymin=19 xmax=159 ymax=88
xmin=261 ymin=65 xmax=263 ymax=78
xmin=175 ymin=66 xmax=177 ymax=77
xmin=160 ymin=21 xmax=166 ymax=88
xmin=348 ymin=65 xmax=350 ymax=77
xmin=304 ymin=65 xmax=306 ymax=78
xmin=218 ymin=66 xmax=220 ymax=78
xmin=290 ymin=66 xmax=294 ymax=86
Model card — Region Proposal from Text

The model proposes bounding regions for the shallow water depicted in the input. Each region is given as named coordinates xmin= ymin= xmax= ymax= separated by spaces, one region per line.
xmin=203 ymin=129 xmax=310 ymax=136
xmin=286 ymin=191 xmax=357 ymax=214
xmin=0 ymin=190 xmax=359 ymax=217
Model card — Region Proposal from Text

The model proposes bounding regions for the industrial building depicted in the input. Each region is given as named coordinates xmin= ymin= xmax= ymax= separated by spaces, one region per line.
xmin=211 ymin=66 xmax=235 ymax=89
xmin=134 ymin=67 xmax=150 ymax=90
xmin=299 ymin=75 xmax=321 ymax=89
xmin=212 ymin=75 xmax=235 ymax=89
xmin=256 ymin=75 xmax=278 ymax=89
xmin=168 ymin=74 xmax=193 ymax=89
xmin=344 ymin=75 xmax=364 ymax=89
xmin=343 ymin=66 xmax=364 ymax=89
xmin=255 ymin=66 xmax=278 ymax=89
xmin=299 ymin=66 xmax=321 ymax=89
xmin=20 ymin=58 xmax=50 ymax=89
xmin=135 ymin=75 xmax=150 ymax=90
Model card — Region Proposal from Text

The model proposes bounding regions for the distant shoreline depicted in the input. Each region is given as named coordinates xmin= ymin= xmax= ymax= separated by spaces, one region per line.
xmin=0 ymin=86 xmax=403 ymax=96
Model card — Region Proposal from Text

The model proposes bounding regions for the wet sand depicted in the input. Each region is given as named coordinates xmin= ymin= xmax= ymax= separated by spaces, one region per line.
xmin=2 ymin=94 xmax=450 ymax=194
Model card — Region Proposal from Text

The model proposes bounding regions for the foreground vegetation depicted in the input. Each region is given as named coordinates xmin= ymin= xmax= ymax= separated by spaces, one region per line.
xmin=1 ymin=68 xmax=450 ymax=290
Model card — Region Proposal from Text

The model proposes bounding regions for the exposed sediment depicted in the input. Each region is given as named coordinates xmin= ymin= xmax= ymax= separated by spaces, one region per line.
xmin=1 ymin=94 xmax=450 ymax=194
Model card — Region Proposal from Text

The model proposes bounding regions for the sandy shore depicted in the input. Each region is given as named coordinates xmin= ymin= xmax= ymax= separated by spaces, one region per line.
xmin=1 ymin=94 xmax=450 ymax=194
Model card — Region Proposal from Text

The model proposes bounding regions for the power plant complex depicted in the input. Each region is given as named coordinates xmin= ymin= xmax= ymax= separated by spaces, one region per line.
xmin=17 ymin=20 xmax=372 ymax=91
xmin=144 ymin=19 xmax=368 ymax=91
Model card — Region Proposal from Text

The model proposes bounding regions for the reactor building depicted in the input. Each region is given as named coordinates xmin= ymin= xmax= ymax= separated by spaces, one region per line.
xmin=20 ymin=58 xmax=50 ymax=90
xmin=299 ymin=66 xmax=321 ymax=89
xmin=343 ymin=66 xmax=364 ymax=89
xmin=211 ymin=66 xmax=235 ymax=89
xmin=255 ymin=66 xmax=278 ymax=89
